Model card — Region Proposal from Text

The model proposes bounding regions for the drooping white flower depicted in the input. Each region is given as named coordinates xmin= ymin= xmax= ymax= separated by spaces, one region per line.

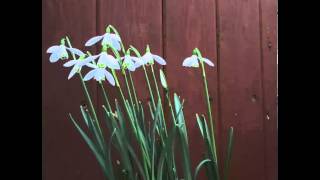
xmin=182 ymin=55 xmax=214 ymax=68
xmin=85 ymin=32 xmax=122 ymax=51
xmin=134 ymin=46 xmax=166 ymax=68
xmin=63 ymin=54 xmax=97 ymax=80
xmin=121 ymin=55 xmax=140 ymax=71
xmin=46 ymin=45 xmax=69 ymax=63
xmin=141 ymin=52 xmax=166 ymax=65
xmin=93 ymin=52 xmax=121 ymax=70
xmin=83 ymin=55 xmax=116 ymax=86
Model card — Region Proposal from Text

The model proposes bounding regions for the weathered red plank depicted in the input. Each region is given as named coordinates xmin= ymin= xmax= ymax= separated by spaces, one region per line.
xmin=97 ymin=0 xmax=163 ymax=103
xmin=165 ymin=0 xmax=219 ymax=179
xmin=42 ymin=0 xmax=101 ymax=179
xmin=260 ymin=0 xmax=278 ymax=179
xmin=217 ymin=0 xmax=266 ymax=179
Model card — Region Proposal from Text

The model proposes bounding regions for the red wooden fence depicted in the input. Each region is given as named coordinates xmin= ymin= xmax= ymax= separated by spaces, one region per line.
xmin=42 ymin=0 xmax=277 ymax=179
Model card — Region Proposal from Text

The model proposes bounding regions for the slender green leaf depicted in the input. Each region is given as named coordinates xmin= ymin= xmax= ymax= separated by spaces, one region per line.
xmin=173 ymin=94 xmax=192 ymax=180
xmin=127 ymin=144 xmax=147 ymax=180
xmin=194 ymin=159 xmax=212 ymax=180
xmin=223 ymin=127 xmax=234 ymax=180
xmin=68 ymin=114 xmax=109 ymax=177
xmin=107 ymin=129 xmax=117 ymax=180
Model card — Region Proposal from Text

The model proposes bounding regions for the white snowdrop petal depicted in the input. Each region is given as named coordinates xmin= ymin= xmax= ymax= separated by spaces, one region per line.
xmin=133 ymin=58 xmax=144 ymax=68
xmin=68 ymin=47 xmax=85 ymax=56
xmin=98 ymin=52 xmax=108 ymax=65
xmin=83 ymin=69 xmax=97 ymax=81
xmin=102 ymin=34 xmax=112 ymax=45
xmin=105 ymin=55 xmax=121 ymax=70
xmin=182 ymin=55 xmax=198 ymax=67
xmin=131 ymin=57 xmax=140 ymax=62
xmin=82 ymin=55 xmax=99 ymax=64
xmin=153 ymin=54 xmax=166 ymax=65
xmin=63 ymin=60 xmax=78 ymax=67
xmin=46 ymin=45 xmax=60 ymax=53
xmin=202 ymin=58 xmax=215 ymax=67
xmin=123 ymin=56 xmax=133 ymax=65
xmin=95 ymin=69 xmax=105 ymax=81
xmin=110 ymin=38 xmax=121 ymax=51
xmin=109 ymin=33 xmax=121 ymax=42
xmin=104 ymin=69 xmax=116 ymax=86
xmin=68 ymin=66 xmax=79 ymax=80
xmin=49 ymin=52 xmax=60 ymax=63
xmin=141 ymin=52 xmax=153 ymax=64
xmin=85 ymin=63 xmax=98 ymax=69
xmin=127 ymin=65 xmax=136 ymax=71
xmin=85 ymin=35 xmax=104 ymax=46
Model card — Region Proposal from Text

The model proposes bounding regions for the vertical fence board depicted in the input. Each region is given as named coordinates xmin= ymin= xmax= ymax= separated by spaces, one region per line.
xmin=165 ymin=0 xmax=218 ymax=179
xmin=97 ymin=0 xmax=163 ymax=102
xmin=260 ymin=0 xmax=278 ymax=179
xmin=217 ymin=0 xmax=266 ymax=179
xmin=42 ymin=0 xmax=101 ymax=179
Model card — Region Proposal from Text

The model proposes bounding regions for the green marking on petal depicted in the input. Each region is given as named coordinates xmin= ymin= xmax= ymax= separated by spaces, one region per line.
xmin=97 ymin=63 xmax=106 ymax=68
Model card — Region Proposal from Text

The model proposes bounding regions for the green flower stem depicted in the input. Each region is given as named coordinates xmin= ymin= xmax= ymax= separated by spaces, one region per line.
xmin=65 ymin=36 xmax=106 ymax=156
xmin=150 ymin=65 xmax=167 ymax=135
xmin=165 ymin=92 xmax=176 ymax=124
xmin=142 ymin=65 xmax=156 ymax=111
xmin=128 ymin=71 xmax=140 ymax=112
xmin=199 ymin=59 xmax=219 ymax=179
xmin=99 ymin=82 xmax=112 ymax=112
xmin=123 ymin=70 xmax=137 ymax=120
xmin=109 ymin=47 xmax=137 ymax=122
xmin=79 ymin=72 xmax=106 ymax=154
xmin=129 ymin=46 xmax=157 ymax=112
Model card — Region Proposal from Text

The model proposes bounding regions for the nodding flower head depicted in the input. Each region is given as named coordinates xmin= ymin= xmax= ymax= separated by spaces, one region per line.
xmin=85 ymin=28 xmax=122 ymax=51
xmin=63 ymin=52 xmax=97 ymax=80
xmin=82 ymin=52 xmax=119 ymax=85
xmin=135 ymin=45 xmax=166 ymax=68
xmin=182 ymin=49 xmax=214 ymax=68
xmin=121 ymin=49 xmax=141 ymax=71
xmin=46 ymin=38 xmax=69 ymax=63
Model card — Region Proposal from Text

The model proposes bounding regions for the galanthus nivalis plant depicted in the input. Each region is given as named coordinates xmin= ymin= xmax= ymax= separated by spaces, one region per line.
xmin=46 ymin=24 xmax=234 ymax=180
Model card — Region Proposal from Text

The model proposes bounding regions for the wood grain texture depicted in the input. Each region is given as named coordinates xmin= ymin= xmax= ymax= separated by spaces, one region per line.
xmin=42 ymin=0 xmax=101 ymax=179
xmin=217 ymin=0 xmax=267 ymax=179
xmin=165 ymin=0 xmax=219 ymax=179
xmin=260 ymin=0 xmax=278 ymax=179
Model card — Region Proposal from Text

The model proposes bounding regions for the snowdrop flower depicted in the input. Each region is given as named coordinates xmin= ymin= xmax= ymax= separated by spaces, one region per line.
xmin=121 ymin=55 xmax=141 ymax=71
xmin=135 ymin=45 xmax=166 ymax=68
xmin=182 ymin=55 xmax=214 ymax=68
xmin=63 ymin=54 xmax=97 ymax=80
xmin=88 ymin=52 xmax=121 ymax=70
xmin=85 ymin=32 xmax=122 ymax=51
xmin=46 ymin=39 xmax=69 ymax=63
xmin=83 ymin=55 xmax=116 ymax=86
